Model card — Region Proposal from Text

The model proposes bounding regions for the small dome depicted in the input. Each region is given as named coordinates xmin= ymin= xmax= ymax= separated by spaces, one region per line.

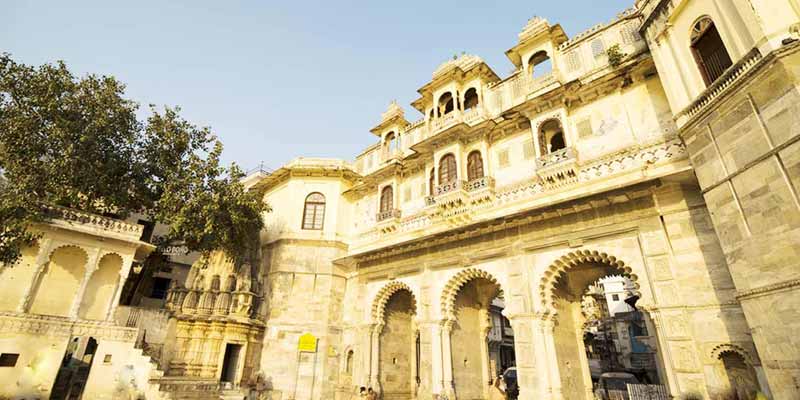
xmin=432 ymin=54 xmax=484 ymax=79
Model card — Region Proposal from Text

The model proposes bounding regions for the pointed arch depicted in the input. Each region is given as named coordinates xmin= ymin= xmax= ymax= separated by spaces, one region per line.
xmin=440 ymin=268 xmax=505 ymax=321
xmin=371 ymin=280 xmax=417 ymax=324
xmin=538 ymin=249 xmax=640 ymax=312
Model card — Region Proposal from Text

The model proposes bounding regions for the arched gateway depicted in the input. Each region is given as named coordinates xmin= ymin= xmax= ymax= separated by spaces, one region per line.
xmin=371 ymin=281 xmax=418 ymax=400
xmin=536 ymin=249 xmax=662 ymax=400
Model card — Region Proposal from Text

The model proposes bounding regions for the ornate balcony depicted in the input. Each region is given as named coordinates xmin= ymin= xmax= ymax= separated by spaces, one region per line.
xmin=462 ymin=106 xmax=486 ymax=126
xmin=376 ymin=209 xmax=402 ymax=234
xmin=465 ymin=176 xmax=496 ymax=207
xmin=431 ymin=110 xmax=462 ymax=135
xmin=464 ymin=176 xmax=495 ymax=192
xmin=424 ymin=195 xmax=436 ymax=207
xmin=376 ymin=209 xmax=401 ymax=222
xmin=536 ymin=147 xmax=579 ymax=189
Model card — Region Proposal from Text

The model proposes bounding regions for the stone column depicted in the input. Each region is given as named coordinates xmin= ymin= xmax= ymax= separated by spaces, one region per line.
xmin=541 ymin=316 xmax=564 ymax=400
xmin=508 ymin=313 xmax=542 ymax=400
xmin=69 ymin=248 xmax=101 ymax=319
xmin=644 ymin=308 xmax=679 ymax=395
xmin=105 ymin=255 xmax=134 ymax=321
xmin=16 ymin=238 xmax=54 ymax=313
xmin=530 ymin=315 xmax=553 ymax=398
xmin=440 ymin=318 xmax=456 ymax=398
xmin=575 ymin=327 xmax=595 ymax=399
xmin=422 ymin=321 xmax=444 ymax=395
xmin=479 ymin=309 xmax=493 ymax=399
xmin=369 ymin=323 xmax=383 ymax=392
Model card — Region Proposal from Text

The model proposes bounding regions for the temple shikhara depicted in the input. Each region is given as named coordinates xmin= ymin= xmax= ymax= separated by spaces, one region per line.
xmin=2 ymin=0 xmax=800 ymax=399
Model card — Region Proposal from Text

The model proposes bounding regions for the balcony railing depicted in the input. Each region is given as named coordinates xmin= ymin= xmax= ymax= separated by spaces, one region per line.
xmin=536 ymin=147 xmax=577 ymax=169
xmin=431 ymin=110 xmax=462 ymax=134
xmin=435 ymin=179 xmax=465 ymax=196
xmin=424 ymin=196 xmax=436 ymax=207
xmin=376 ymin=209 xmax=401 ymax=222
xmin=464 ymin=176 xmax=495 ymax=192
xmin=462 ymin=106 xmax=485 ymax=125
xmin=42 ymin=204 xmax=144 ymax=239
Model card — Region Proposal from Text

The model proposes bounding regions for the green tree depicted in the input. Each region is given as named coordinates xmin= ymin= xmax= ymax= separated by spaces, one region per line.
xmin=0 ymin=53 xmax=268 ymax=266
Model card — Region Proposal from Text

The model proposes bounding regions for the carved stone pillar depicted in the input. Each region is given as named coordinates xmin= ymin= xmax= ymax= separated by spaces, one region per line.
xmin=530 ymin=315 xmax=552 ymax=398
xmin=479 ymin=309 xmax=493 ymax=399
xmin=17 ymin=238 xmax=54 ymax=313
xmin=541 ymin=315 xmax=563 ymax=400
xmin=369 ymin=323 xmax=383 ymax=392
xmin=642 ymin=307 xmax=679 ymax=395
xmin=105 ymin=255 xmax=134 ymax=321
xmin=507 ymin=313 xmax=540 ymax=400
xmin=422 ymin=321 xmax=444 ymax=395
xmin=440 ymin=318 xmax=456 ymax=398
xmin=69 ymin=248 xmax=101 ymax=319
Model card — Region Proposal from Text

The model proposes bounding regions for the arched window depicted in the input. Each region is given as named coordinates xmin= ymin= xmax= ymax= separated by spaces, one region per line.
xmin=380 ymin=186 xmax=394 ymax=213
xmin=345 ymin=350 xmax=354 ymax=375
xmin=429 ymin=168 xmax=436 ymax=195
xmin=438 ymin=92 xmax=455 ymax=115
xmin=463 ymin=88 xmax=479 ymax=111
xmin=528 ymin=51 xmax=552 ymax=78
xmin=438 ymin=154 xmax=458 ymax=184
xmin=384 ymin=131 xmax=397 ymax=155
xmin=467 ymin=151 xmax=484 ymax=181
xmin=691 ymin=17 xmax=733 ymax=86
xmin=539 ymin=119 xmax=566 ymax=155
xmin=302 ymin=193 xmax=325 ymax=230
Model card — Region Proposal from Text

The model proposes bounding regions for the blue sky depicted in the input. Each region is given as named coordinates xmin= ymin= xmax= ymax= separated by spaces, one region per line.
xmin=4 ymin=0 xmax=632 ymax=171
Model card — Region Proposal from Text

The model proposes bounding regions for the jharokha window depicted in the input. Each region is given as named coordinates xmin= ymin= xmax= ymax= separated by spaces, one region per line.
xmin=302 ymin=192 xmax=325 ymax=230
xmin=380 ymin=186 xmax=394 ymax=213
xmin=438 ymin=154 xmax=458 ymax=184
xmin=691 ymin=17 xmax=733 ymax=86
xmin=467 ymin=151 xmax=484 ymax=181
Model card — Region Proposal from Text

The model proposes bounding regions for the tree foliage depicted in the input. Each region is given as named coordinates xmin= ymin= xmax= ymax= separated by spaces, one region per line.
xmin=0 ymin=53 xmax=268 ymax=266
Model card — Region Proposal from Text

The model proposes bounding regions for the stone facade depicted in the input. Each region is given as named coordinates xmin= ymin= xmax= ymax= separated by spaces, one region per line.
xmin=2 ymin=1 xmax=800 ymax=399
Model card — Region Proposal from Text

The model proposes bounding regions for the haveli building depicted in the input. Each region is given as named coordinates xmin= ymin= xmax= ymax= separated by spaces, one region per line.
xmin=1 ymin=0 xmax=799 ymax=399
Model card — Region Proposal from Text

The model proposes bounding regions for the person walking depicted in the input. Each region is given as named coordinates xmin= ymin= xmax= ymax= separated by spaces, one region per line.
xmin=366 ymin=387 xmax=378 ymax=400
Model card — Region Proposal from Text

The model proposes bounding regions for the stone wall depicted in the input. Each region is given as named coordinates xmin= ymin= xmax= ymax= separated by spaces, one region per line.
xmin=341 ymin=179 xmax=761 ymax=399
xmin=258 ymin=239 xmax=348 ymax=400
xmin=681 ymin=47 xmax=800 ymax=399
xmin=378 ymin=290 xmax=415 ymax=399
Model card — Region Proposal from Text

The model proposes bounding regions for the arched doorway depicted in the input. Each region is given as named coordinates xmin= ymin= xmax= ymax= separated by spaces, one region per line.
xmin=374 ymin=283 xmax=418 ymax=399
xmin=443 ymin=269 xmax=516 ymax=399
xmin=540 ymin=251 xmax=663 ymax=400
xmin=710 ymin=345 xmax=761 ymax=400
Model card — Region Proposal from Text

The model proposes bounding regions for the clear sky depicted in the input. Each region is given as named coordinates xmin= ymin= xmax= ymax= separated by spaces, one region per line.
xmin=4 ymin=0 xmax=632 ymax=171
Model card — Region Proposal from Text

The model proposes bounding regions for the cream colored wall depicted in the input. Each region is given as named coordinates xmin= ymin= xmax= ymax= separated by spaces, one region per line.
xmin=0 ymin=335 xmax=68 ymax=399
xmin=78 ymin=253 xmax=122 ymax=320
xmin=262 ymin=177 xmax=351 ymax=243
xmin=29 ymin=245 xmax=87 ymax=317
xmin=0 ymin=244 xmax=39 ymax=312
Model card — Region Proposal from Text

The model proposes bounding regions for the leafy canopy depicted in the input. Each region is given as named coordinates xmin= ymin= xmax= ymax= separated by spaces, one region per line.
xmin=0 ymin=53 xmax=268 ymax=266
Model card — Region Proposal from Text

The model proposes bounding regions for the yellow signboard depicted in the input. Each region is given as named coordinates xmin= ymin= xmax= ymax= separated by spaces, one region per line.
xmin=298 ymin=333 xmax=317 ymax=353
